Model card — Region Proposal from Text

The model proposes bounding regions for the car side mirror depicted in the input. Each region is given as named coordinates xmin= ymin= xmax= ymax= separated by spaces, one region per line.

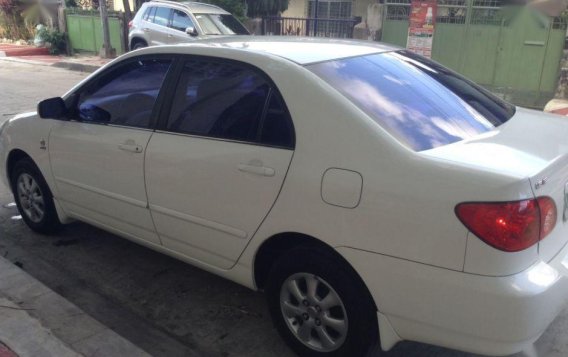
xmin=185 ymin=26 xmax=198 ymax=37
xmin=37 ymin=97 xmax=67 ymax=119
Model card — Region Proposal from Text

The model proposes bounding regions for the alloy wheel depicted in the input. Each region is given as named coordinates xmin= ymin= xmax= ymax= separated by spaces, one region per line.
xmin=279 ymin=272 xmax=348 ymax=352
xmin=16 ymin=173 xmax=45 ymax=223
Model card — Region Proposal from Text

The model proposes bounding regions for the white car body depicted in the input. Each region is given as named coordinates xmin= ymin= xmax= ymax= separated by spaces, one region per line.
xmin=2 ymin=38 xmax=568 ymax=356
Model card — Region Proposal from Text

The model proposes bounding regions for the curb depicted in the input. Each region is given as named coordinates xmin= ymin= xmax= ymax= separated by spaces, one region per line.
xmin=0 ymin=56 xmax=102 ymax=73
xmin=51 ymin=61 xmax=101 ymax=73
xmin=0 ymin=256 xmax=151 ymax=357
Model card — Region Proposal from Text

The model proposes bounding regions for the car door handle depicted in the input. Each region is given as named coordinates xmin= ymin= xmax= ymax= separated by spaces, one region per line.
xmin=167 ymin=34 xmax=173 ymax=38
xmin=143 ymin=28 xmax=150 ymax=32
xmin=118 ymin=143 xmax=143 ymax=153
xmin=237 ymin=163 xmax=275 ymax=177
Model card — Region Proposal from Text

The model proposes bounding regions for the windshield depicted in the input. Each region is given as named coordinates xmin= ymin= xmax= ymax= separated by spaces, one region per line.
xmin=307 ymin=51 xmax=516 ymax=151
xmin=194 ymin=13 xmax=249 ymax=35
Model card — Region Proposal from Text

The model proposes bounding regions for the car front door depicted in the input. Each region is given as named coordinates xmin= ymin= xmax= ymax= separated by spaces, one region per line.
xmin=49 ymin=56 xmax=174 ymax=245
xmin=144 ymin=58 xmax=295 ymax=269
xmin=167 ymin=9 xmax=198 ymax=43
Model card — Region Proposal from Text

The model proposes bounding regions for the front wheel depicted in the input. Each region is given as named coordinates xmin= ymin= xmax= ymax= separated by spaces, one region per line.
xmin=132 ymin=41 xmax=147 ymax=50
xmin=11 ymin=158 xmax=61 ymax=234
xmin=266 ymin=248 xmax=379 ymax=357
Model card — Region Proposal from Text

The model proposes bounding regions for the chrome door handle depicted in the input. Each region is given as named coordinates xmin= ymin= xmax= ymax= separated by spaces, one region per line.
xmin=118 ymin=144 xmax=143 ymax=153
xmin=238 ymin=164 xmax=275 ymax=177
xmin=167 ymin=34 xmax=173 ymax=38
xmin=143 ymin=28 xmax=150 ymax=32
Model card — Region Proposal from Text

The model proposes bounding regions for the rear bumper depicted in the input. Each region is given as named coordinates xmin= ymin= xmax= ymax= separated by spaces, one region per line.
xmin=337 ymin=244 xmax=568 ymax=356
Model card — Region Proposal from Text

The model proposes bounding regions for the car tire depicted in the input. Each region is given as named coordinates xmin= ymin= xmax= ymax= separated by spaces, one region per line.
xmin=132 ymin=41 xmax=147 ymax=50
xmin=11 ymin=158 xmax=62 ymax=234
xmin=266 ymin=247 xmax=379 ymax=357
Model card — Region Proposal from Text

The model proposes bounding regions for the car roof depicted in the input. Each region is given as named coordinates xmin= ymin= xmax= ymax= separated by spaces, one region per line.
xmin=168 ymin=37 xmax=400 ymax=65
xmin=147 ymin=0 xmax=229 ymax=14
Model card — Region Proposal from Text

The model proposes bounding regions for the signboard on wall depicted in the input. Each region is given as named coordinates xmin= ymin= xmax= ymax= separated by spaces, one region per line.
xmin=406 ymin=0 xmax=437 ymax=58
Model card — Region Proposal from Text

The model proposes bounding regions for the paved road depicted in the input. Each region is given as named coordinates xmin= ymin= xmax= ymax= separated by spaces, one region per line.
xmin=0 ymin=60 xmax=563 ymax=357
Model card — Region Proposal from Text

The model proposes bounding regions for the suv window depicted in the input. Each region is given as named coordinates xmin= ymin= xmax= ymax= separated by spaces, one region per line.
xmin=171 ymin=9 xmax=194 ymax=32
xmin=167 ymin=59 xmax=294 ymax=148
xmin=143 ymin=6 xmax=156 ymax=21
xmin=153 ymin=6 xmax=171 ymax=27
xmin=194 ymin=13 xmax=249 ymax=35
xmin=74 ymin=58 xmax=172 ymax=128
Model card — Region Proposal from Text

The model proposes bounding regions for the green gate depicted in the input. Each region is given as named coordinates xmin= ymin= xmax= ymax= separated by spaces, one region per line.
xmin=381 ymin=0 xmax=567 ymax=108
xmin=66 ymin=9 xmax=126 ymax=56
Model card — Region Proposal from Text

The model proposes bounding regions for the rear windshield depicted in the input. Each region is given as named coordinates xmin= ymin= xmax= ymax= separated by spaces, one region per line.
xmin=307 ymin=51 xmax=515 ymax=151
xmin=194 ymin=13 xmax=249 ymax=35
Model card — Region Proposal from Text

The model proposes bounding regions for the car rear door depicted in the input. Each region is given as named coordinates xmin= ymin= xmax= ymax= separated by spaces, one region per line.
xmin=144 ymin=57 xmax=295 ymax=269
xmin=144 ymin=6 xmax=173 ymax=46
xmin=49 ymin=56 xmax=174 ymax=245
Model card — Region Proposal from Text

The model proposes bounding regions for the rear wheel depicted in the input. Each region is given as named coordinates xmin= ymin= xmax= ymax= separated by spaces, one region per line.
xmin=266 ymin=248 xmax=379 ymax=357
xmin=11 ymin=158 xmax=61 ymax=234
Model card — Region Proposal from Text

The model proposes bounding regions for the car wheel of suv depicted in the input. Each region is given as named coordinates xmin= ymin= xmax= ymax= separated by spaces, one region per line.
xmin=266 ymin=247 xmax=379 ymax=357
xmin=11 ymin=158 xmax=61 ymax=234
xmin=132 ymin=40 xmax=147 ymax=50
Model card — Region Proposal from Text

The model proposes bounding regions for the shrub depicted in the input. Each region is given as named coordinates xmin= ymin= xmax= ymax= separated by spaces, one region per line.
xmin=37 ymin=26 xmax=66 ymax=54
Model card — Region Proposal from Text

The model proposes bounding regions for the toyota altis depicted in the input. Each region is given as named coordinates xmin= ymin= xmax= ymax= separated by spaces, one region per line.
xmin=2 ymin=38 xmax=568 ymax=356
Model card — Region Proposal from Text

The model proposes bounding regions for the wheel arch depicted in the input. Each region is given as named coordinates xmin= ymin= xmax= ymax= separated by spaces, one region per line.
xmin=253 ymin=231 xmax=378 ymax=311
xmin=130 ymin=37 xmax=148 ymax=50
xmin=6 ymin=149 xmax=33 ymax=189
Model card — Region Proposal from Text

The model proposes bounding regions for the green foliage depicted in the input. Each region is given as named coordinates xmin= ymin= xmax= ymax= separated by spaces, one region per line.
xmin=246 ymin=0 xmax=289 ymax=18
xmin=37 ymin=27 xmax=66 ymax=54
xmin=204 ymin=0 xmax=246 ymax=21
xmin=21 ymin=3 xmax=40 ymax=28
xmin=65 ymin=0 xmax=78 ymax=7
xmin=0 ymin=0 xmax=49 ymax=40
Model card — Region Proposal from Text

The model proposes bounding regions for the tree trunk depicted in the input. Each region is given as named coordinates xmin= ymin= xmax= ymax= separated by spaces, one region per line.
xmin=122 ymin=0 xmax=132 ymax=22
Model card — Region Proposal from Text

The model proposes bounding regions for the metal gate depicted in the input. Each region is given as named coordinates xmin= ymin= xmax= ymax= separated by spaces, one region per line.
xmin=66 ymin=9 xmax=126 ymax=56
xmin=381 ymin=0 xmax=567 ymax=108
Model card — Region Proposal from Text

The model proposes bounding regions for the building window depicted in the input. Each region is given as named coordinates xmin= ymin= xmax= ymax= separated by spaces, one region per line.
xmin=307 ymin=0 xmax=352 ymax=19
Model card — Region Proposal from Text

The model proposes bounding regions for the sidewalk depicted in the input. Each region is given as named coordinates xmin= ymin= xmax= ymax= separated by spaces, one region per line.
xmin=0 ymin=55 xmax=110 ymax=73
xmin=0 ymin=255 xmax=151 ymax=357
xmin=0 ymin=43 xmax=111 ymax=73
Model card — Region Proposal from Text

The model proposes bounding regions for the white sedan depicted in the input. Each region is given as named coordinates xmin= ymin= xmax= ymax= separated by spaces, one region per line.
xmin=1 ymin=37 xmax=568 ymax=357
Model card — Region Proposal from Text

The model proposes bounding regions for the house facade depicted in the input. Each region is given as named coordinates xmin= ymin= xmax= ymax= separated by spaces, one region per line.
xmin=282 ymin=0 xmax=377 ymax=21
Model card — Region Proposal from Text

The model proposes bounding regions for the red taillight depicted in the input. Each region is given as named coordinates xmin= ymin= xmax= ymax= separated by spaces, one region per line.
xmin=455 ymin=197 xmax=557 ymax=252
xmin=128 ymin=20 xmax=133 ymax=29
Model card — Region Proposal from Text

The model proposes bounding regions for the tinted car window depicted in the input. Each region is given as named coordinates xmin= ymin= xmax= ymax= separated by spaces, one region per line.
xmin=194 ymin=14 xmax=249 ymax=35
xmin=308 ymin=51 xmax=516 ymax=151
xmin=75 ymin=59 xmax=172 ymax=128
xmin=168 ymin=60 xmax=270 ymax=142
xmin=260 ymin=91 xmax=294 ymax=148
xmin=153 ymin=7 xmax=171 ymax=27
xmin=171 ymin=9 xmax=194 ymax=32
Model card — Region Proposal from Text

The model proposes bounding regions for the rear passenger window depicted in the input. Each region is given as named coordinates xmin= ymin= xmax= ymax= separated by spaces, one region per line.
xmin=74 ymin=59 xmax=172 ymax=128
xmin=153 ymin=7 xmax=171 ymax=27
xmin=260 ymin=91 xmax=294 ymax=148
xmin=144 ymin=7 xmax=156 ymax=21
xmin=168 ymin=60 xmax=270 ymax=143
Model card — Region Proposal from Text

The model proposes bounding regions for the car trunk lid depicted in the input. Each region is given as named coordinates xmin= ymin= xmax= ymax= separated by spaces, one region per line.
xmin=423 ymin=108 xmax=568 ymax=261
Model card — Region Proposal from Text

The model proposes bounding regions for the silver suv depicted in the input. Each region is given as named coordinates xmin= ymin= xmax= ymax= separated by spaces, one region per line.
xmin=128 ymin=0 xmax=250 ymax=50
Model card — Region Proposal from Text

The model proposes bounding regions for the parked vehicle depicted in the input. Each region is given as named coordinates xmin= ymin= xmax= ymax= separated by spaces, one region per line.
xmin=128 ymin=0 xmax=249 ymax=50
xmin=2 ymin=37 xmax=568 ymax=357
